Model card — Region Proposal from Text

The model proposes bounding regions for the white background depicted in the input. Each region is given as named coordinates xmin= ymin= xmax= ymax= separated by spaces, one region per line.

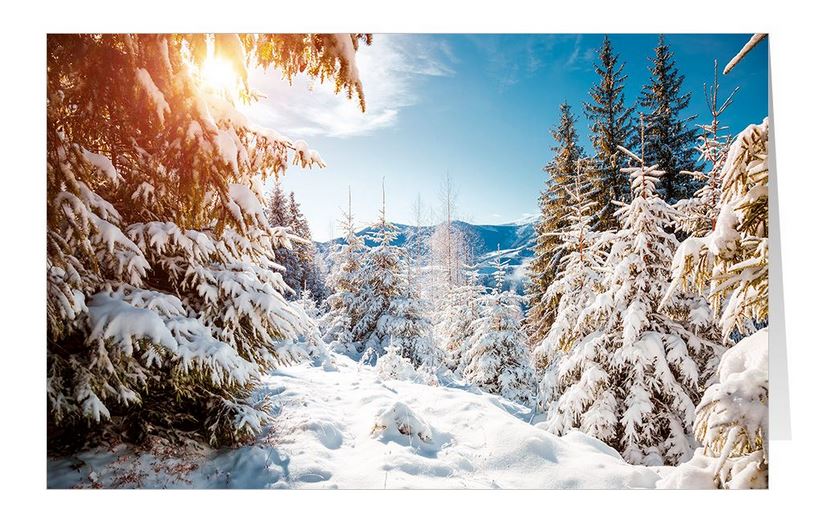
xmin=1 ymin=0 xmax=812 ymax=506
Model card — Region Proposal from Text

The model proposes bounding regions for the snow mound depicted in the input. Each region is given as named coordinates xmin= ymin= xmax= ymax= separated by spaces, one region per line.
xmin=372 ymin=401 xmax=433 ymax=444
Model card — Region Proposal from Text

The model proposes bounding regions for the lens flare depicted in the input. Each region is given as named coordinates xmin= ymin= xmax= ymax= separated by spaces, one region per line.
xmin=200 ymin=56 xmax=238 ymax=92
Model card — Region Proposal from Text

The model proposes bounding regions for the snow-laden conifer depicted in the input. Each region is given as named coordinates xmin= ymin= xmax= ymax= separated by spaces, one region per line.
xmin=584 ymin=35 xmax=636 ymax=228
xmin=321 ymin=189 xmax=367 ymax=354
xmin=542 ymin=119 xmax=719 ymax=466
xmin=532 ymin=160 xmax=610 ymax=416
xmin=658 ymin=329 xmax=768 ymax=489
xmin=526 ymin=103 xmax=589 ymax=346
xmin=265 ymin=182 xmax=327 ymax=301
xmin=438 ymin=268 xmax=485 ymax=374
xmin=665 ymin=119 xmax=769 ymax=339
xmin=355 ymin=183 xmax=439 ymax=370
xmin=352 ymin=185 xmax=404 ymax=354
xmin=46 ymin=34 xmax=370 ymax=446
xmin=663 ymin=118 xmax=770 ymax=487
xmin=462 ymin=256 xmax=535 ymax=406
xmin=675 ymin=61 xmax=739 ymax=238
xmin=376 ymin=292 xmax=436 ymax=370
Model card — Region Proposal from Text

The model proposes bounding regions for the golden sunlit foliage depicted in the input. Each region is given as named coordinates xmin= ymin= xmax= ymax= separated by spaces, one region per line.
xmin=46 ymin=33 xmax=369 ymax=448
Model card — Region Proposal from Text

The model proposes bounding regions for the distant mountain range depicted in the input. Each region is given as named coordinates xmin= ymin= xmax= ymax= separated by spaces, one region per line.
xmin=317 ymin=217 xmax=538 ymax=293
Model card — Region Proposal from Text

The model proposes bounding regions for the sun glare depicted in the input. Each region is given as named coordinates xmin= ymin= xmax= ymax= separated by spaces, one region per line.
xmin=200 ymin=56 xmax=239 ymax=93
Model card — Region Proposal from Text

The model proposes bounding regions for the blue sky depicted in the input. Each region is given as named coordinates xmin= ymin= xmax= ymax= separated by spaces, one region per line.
xmin=244 ymin=34 xmax=769 ymax=241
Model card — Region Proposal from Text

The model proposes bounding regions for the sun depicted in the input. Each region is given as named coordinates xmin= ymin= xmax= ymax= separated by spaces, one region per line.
xmin=200 ymin=55 xmax=239 ymax=93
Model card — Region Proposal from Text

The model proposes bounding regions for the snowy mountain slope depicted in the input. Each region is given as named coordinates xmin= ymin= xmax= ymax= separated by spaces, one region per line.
xmin=317 ymin=218 xmax=538 ymax=292
xmin=48 ymin=353 xmax=661 ymax=489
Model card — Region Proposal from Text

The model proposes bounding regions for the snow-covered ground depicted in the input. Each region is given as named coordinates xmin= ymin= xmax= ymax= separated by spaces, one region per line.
xmin=48 ymin=354 xmax=662 ymax=489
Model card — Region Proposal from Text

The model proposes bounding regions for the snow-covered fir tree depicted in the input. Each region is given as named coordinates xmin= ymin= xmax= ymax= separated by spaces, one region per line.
xmin=658 ymin=328 xmax=768 ymax=489
xmin=462 ymin=256 xmax=535 ymax=406
xmin=663 ymin=118 xmax=770 ymax=488
xmin=438 ymin=267 xmax=485 ymax=374
xmin=665 ymin=119 xmax=769 ymax=339
xmin=376 ymin=286 xmax=437 ymax=370
xmin=291 ymin=287 xmax=332 ymax=366
xmin=526 ymin=103 xmax=588 ymax=347
xmin=296 ymin=287 xmax=321 ymax=321
xmin=351 ymin=186 xmax=403 ymax=355
xmin=663 ymin=61 xmax=738 ymax=393
xmin=584 ymin=35 xmax=636 ymax=229
xmin=544 ymin=119 xmax=719 ymax=466
xmin=532 ymin=161 xmax=610 ymax=413
xmin=352 ymin=183 xmax=439 ymax=371
xmin=46 ymin=34 xmax=370 ymax=446
xmin=321 ymin=188 xmax=367 ymax=353
xmin=639 ymin=35 xmax=701 ymax=203
xmin=265 ymin=180 xmax=300 ymax=295
xmin=266 ymin=180 xmax=291 ymax=228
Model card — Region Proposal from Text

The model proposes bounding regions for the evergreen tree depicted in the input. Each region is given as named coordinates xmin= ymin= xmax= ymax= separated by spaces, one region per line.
xmin=584 ymin=35 xmax=636 ymax=228
xmin=321 ymin=188 xmax=366 ymax=353
xmin=438 ymin=268 xmax=485 ymax=374
xmin=662 ymin=118 xmax=770 ymax=488
xmin=264 ymin=183 xmax=326 ymax=302
xmin=544 ymin=119 xmax=719 ymax=466
xmin=526 ymin=103 xmax=586 ymax=347
xmin=376 ymin=286 xmax=437 ymax=369
xmin=463 ymin=257 xmax=535 ymax=406
xmin=639 ymin=35 xmax=701 ymax=203
xmin=675 ymin=61 xmax=739 ymax=238
xmin=296 ymin=287 xmax=320 ymax=321
xmin=353 ymin=183 xmax=407 ymax=355
xmin=345 ymin=183 xmax=440 ymax=369
xmin=666 ymin=60 xmax=738 ymax=394
xmin=265 ymin=180 xmax=299 ymax=295
xmin=532 ymin=162 xmax=609 ymax=413
xmin=266 ymin=180 xmax=291 ymax=228
xmin=46 ymin=33 xmax=369 ymax=447
xmin=285 ymin=191 xmax=307 ymax=295
xmin=288 ymin=190 xmax=328 ymax=301
xmin=292 ymin=287 xmax=332 ymax=366
xmin=665 ymin=119 xmax=769 ymax=339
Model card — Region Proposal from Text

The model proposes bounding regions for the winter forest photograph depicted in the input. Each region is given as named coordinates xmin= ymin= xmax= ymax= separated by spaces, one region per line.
xmin=44 ymin=31 xmax=771 ymax=491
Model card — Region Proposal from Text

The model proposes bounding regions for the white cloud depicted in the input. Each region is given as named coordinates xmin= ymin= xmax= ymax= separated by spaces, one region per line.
xmin=241 ymin=35 xmax=455 ymax=139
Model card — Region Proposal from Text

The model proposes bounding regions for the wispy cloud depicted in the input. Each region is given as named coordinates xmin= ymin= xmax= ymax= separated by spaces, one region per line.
xmin=471 ymin=34 xmax=597 ymax=90
xmin=467 ymin=35 xmax=524 ymax=90
xmin=242 ymin=35 xmax=455 ymax=138
xmin=566 ymin=36 xmax=583 ymax=67
xmin=565 ymin=35 xmax=596 ymax=70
